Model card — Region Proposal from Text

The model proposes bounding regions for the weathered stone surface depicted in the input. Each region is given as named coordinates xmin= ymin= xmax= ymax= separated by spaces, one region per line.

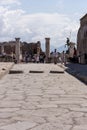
xmin=0 ymin=121 xmax=37 ymax=130
xmin=0 ymin=63 xmax=87 ymax=130
xmin=72 ymin=125 xmax=87 ymax=130
xmin=0 ymin=62 xmax=14 ymax=79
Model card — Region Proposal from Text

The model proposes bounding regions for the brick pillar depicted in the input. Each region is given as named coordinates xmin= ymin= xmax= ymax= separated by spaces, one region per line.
xmin=45 ymin=38 xmax=50 ymax=63
xmin=15 ymin=38 xmax=20 ymax=63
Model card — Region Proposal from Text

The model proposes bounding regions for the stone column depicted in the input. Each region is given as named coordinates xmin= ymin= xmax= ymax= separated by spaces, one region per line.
xmin=15 ymin=38 xmax=20 ymax=63
xmin=45 ymin=38 xmax=50 ymax=63
xmin=37 ymin=41 xmax=41 ymax=56
xmin=1 ymin=45 xmax=4 ymax=54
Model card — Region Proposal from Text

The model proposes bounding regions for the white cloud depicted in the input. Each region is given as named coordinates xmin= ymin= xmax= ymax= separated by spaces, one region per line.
xmin=0 ymin=6 xmax=79 ymax=50
xmin=0 ymin=0 xmax=21 ymax=5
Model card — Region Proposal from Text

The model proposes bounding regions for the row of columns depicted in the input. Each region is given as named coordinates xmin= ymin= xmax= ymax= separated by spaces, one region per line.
xmin=16 ymin=37 xmax=50 ymax=63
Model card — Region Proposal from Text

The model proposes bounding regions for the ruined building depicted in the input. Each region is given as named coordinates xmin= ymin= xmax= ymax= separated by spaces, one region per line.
xmin=0 ymin=39 xmax=42 ymax=62
xmin=0 ymin=40 xmax=42 ymax=56
xmin=77 ymin=14 xmax=87 ymax=64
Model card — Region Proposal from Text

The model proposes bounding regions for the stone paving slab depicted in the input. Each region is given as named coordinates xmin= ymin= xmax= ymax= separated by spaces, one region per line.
xmin=0 ymin=62 xmax=14 ymax=79
xmin=0 ymin=63 xmax=87 ymax=130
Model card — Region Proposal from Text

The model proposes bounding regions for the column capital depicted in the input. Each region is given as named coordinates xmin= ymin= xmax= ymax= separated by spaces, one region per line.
xmin=45 ymin=38 xmax=50 ymax=40
xmin=15 ymin=38 xmax=20 ymax=42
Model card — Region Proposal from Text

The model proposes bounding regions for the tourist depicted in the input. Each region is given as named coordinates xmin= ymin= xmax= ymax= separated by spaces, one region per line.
xmin=61 ymin=51 xmax=66 ymax=65
xmin=25 ymin=52 xmax=28 ymax=63
xmin=53 ymin=49 xmax=58 ymax=64
xmin=39 ymin=55 xmax=44 ymax=63
xmin=73 ymin=47 xmax=77 ymax=63
xmin=36 ymin=55 xmax=39 ymax=63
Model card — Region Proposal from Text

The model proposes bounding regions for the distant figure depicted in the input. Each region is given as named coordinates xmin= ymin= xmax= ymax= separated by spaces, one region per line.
xmin=61 ymin=51 xmax=66 ymax=65
xmin=25 ymin=52 xmax=29 ymax=63
xmin=73 ymin=47 xmax=77 ymax=57
xmin=39 ymin=55 xmax=43 ymax=63
xmin=12 ymin=53 xmax=17 ymax=63
xmin=36 ymin=55 xmax=39 ymax=63
xmin=13 ymin=53 xmax=16 ymax=60
xmin=66 ymin=37 xmax=70 ymax=46
xmin=53 ymin=49 xmax=58 ymax=64
xmin=73 ymin=47 xmax=78 ymax=63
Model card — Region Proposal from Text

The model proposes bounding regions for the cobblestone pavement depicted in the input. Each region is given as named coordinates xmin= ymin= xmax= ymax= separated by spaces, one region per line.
xmin=0 ymin=63 xmax=87 ymax=130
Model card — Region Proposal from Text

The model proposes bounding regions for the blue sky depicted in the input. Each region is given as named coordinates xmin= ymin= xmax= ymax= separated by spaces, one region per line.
xmin=0 ymin=0 xmax=87 ymax=51
xmin=20 ymin=0 xmax=87 ymax=14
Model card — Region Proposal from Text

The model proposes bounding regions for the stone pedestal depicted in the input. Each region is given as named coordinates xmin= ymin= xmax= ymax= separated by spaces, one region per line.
xmin=45 ymin=38 xmax=50 ymax=63
xmin=15 ymin=38 xmax=20 ymax=63
xmin=69 ymin=42 xmax=75 ymax=58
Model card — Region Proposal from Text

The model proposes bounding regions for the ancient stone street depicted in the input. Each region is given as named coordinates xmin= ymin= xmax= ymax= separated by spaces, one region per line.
xmin=0 ymin=63 xmax=87 ymax=130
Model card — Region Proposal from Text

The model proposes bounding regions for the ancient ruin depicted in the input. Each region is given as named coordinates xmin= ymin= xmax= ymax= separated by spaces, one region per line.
xmin=77 ymin=13 xmax=87 ymax=64
xmin=0 ymin=39 xmax=43 ymax=63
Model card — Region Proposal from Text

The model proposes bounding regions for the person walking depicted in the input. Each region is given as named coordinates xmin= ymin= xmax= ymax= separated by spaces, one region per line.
xmin=53 ymin=49 xmax=58 ymax=64
xmin=61 ymin=51 xmax=66 ymax=65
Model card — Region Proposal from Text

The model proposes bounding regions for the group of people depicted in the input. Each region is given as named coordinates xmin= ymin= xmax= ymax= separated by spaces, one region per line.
xmin=12 ymin=50 xmax=66 ymax=64
xmin=24 ymin=52 xmax=45 ymax=63
xmin=24 ymin=50 xmax=66 ymax=65
xmin=52 ymin=49 xmax=66 ymax=65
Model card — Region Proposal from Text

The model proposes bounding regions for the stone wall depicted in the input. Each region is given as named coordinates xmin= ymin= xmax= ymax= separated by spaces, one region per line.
xmin=0 ymin=40 xmax=42 ymax=62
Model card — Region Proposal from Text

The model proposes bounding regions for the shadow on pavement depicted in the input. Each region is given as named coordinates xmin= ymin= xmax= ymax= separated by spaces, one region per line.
xmin=65 ymin=63 xmax=87 ymax=85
